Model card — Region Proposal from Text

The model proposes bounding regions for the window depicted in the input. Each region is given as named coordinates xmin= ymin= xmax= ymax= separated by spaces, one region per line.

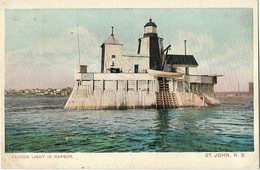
xmin=112 ymin=55 xmax=116 ymax=58
xmin=134 ymin=65 xmax=139 ymax=73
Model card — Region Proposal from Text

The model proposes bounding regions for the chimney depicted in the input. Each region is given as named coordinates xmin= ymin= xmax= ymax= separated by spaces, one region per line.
xmin=184 ymin=40 xmax=187 ymax=55
xmin=184 ymin=40 xmax=189 ymax=75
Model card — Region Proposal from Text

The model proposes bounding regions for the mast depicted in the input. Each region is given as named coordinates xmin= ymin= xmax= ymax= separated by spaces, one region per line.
xmin=77 ymin=25 xmax=81 ymax=65
xmin=207 ymin=32 xmax=210 ymax=59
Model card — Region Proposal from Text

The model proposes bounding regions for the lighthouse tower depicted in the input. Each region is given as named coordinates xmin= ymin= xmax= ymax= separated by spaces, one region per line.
xmin=137 ymin=19 xmax=164 ymax=70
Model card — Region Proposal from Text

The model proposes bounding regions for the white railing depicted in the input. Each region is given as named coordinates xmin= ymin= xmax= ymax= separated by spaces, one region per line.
xmin=185 ymin=75 xmax=214 ymax=84
xmin=76 ymin=72 xmax=156 ymax=81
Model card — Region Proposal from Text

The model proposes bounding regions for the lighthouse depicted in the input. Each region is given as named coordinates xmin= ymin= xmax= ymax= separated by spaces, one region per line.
xmin=65 ymin=18 xmax=221 ymax=110
xmin=137 ymin=19 xmax=164 ymax=70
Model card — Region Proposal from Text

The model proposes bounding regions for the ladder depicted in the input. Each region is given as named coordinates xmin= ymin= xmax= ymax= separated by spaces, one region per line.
xmin=156 ymin=79 xmax=178 ymax=108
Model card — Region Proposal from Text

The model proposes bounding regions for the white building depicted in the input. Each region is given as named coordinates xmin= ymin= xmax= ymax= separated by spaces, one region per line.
xmin=65 ymin=19 xmax=221 ymax=110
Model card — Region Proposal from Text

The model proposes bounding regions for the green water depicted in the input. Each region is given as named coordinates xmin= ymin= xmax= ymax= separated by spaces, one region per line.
xmin=5 ymin=97 xmax=254 ymax=152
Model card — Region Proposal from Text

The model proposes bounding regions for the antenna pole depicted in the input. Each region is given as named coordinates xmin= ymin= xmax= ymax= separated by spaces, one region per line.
xmin=77 ymin=25 xmax=81 ymax=65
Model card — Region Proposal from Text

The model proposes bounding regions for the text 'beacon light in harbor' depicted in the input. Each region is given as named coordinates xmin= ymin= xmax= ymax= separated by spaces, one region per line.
xmin=64 ymin=19 xmax=222 ymax=110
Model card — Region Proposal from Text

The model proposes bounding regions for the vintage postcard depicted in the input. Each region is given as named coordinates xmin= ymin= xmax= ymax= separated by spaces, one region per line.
xmin=0 ymin=0 xmax=259 ymax=168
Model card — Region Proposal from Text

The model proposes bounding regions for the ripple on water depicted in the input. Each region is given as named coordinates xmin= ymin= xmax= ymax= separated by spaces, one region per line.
xmin=4 ymin=96 xmax=254 ymax=152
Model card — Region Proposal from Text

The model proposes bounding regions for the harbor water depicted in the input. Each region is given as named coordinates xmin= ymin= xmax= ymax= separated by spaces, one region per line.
xmin=5 ymin=96 xmax=254 ymax=152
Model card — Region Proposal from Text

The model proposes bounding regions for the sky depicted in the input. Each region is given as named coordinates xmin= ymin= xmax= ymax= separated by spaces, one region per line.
xmin=5 ymin=9 xmax=253 ymax=92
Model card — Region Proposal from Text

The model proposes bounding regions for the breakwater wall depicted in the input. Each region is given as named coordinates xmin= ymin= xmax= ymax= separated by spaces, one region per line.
xmin=64 ymin=73 xmax=220 ymax=109
xmin=64 ymin=73 xmax=157 ymax=109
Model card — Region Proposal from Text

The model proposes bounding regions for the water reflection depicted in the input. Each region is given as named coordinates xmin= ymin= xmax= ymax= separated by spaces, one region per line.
xmin=151 ymin=108 xmax=220 ymax=152
xmin=149 ymin=109 xmax=170 ymax=151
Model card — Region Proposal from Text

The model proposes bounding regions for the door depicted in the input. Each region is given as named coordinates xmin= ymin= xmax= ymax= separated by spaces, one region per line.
xmin=134 ymin=65 xmax=139 ymax=73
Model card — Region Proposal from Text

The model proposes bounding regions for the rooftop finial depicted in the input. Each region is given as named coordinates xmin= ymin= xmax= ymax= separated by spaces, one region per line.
xmin=149 ymin=18 xmax=152 ymax=22
xmin=111 ymin=26 xmax=114 ymax=36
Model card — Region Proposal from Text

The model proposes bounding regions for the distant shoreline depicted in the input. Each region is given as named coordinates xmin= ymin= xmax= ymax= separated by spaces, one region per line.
xmin=5 ymin=94 xmax=69 ymax=98
xmin=5 ymin=93 xmax=253 ymax=99
xmin=216 ymin=95 xmax=253 ymax=99
xmin=4 ymin=87 xmax=73 ymax=98
xmin=215 ymin=91 xmax=253 ymax=99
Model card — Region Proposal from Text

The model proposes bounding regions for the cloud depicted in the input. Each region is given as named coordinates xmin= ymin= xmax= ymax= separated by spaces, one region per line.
xmin=5 ymin=28 xmax=253 ymax=92
xmin=5 ymin=27 xmax=101 ymax=89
